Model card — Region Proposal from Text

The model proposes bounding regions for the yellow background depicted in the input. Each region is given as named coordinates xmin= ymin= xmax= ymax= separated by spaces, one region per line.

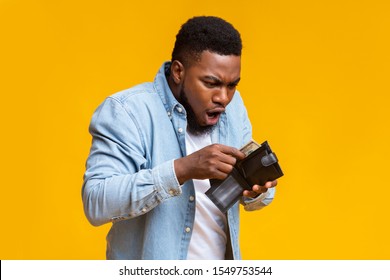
xmin=1 ymin=0 xmax=389 ymax=259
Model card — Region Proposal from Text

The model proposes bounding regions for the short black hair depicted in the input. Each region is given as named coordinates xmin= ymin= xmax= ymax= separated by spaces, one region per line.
xmin=171 ymin=16 xmax=242 ymax=66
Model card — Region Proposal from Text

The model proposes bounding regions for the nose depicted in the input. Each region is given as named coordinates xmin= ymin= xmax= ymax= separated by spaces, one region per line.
xmin=212 ymin=87 xmax=230 ymax=107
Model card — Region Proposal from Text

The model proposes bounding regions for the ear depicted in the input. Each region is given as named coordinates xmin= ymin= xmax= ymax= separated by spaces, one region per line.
xmin=170 ymin=60 xmax=185 ymax=85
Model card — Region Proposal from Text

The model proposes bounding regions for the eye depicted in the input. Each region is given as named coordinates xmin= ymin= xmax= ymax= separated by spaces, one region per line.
xmin=203 ymin=81 xmax=217 ymax=88
xmin=227 ymin=83 xmax=238 ymax=90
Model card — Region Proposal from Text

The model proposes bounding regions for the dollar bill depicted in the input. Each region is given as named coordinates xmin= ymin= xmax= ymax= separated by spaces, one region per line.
xmin=240 ymin=139 xmax=261 ymax=156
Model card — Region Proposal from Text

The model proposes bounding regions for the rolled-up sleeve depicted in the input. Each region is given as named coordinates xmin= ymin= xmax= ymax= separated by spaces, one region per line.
xmin=82 ymin=97 xmax=181 ymax=226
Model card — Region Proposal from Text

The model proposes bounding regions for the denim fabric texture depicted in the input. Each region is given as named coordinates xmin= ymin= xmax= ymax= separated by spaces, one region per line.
xmin=82 ymin=62 xmax=275 ymax=259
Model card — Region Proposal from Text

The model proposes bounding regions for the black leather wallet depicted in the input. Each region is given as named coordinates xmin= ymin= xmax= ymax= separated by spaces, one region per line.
xmin=205 ymin=141 xmax=283 ymax=213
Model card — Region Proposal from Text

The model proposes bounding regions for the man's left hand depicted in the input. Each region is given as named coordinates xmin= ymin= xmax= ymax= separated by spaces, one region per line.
xmin=243 ymin=180 xmax=278 ymax=198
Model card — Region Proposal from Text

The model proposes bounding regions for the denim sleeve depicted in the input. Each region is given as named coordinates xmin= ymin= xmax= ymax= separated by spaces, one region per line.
xmin=241 ymin=188 xmax=276 ymax=211
xmin=82 ymin=97 xmax=181 ymax=226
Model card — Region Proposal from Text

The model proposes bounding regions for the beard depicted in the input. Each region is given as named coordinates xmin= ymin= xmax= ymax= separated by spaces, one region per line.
xmin=179 ymin=86 xmax=216 ymax=136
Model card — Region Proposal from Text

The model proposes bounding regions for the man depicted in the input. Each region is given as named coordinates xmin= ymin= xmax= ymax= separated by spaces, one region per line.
xmin=82 ymin=16 xmax=277 ymax=260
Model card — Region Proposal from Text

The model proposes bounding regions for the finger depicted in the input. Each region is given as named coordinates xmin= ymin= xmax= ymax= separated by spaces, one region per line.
xmin=216 ymin=162 xmax=234 ymax=175
xmin=217 ymin=152 xmax=238 ymax=166
xmin=243 ymin=189 xmax=258 ymax=198
xmin=216 ymin=144 xmax=245 ymax=160
xmin=205 ymin=145 xmax=237 ymax=166
xmin=212 ymin=169 xmax=231 ymax=180
xmin=252 ymin=184 xmax=268 ymax=193
xmin=265 ymin=180 xmax=278 ymax=188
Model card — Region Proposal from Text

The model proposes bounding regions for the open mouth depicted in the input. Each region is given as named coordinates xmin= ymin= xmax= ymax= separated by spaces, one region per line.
xmin=205 ymin=108 xmax=225 ymax=125
xmin=207 ymin=112 xmax=220 ymax=118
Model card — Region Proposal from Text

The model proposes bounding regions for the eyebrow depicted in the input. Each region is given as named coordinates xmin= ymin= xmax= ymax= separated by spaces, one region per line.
xmin=203 ymin=75 xmax=241 ymax=86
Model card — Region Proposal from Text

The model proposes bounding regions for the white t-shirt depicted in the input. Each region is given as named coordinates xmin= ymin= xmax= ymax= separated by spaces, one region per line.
xmin=185 ymin=130 xmax=228 ymax=260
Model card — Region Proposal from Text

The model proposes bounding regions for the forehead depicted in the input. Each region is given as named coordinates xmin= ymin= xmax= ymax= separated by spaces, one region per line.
xmin=187 ymin=51 xmax=241 ymax=80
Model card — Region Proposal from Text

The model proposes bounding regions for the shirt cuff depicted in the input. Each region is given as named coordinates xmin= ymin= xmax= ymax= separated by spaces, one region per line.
xmin=152 ymin=159 xmax=182 ymax=199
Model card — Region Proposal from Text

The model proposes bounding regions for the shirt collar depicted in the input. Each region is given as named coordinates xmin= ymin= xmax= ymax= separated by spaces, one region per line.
xmin=154 ymin=61 xmax=181 ymax=114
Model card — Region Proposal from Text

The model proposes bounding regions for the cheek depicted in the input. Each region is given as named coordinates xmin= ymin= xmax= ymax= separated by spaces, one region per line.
xmin=188 ymin=96 xmax=207 ymax=116
xmin=186 ymin=86 xmax=211 ymax=112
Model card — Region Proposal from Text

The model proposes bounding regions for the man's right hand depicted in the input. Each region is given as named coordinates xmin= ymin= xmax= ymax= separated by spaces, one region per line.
xmin=174 ymin=144 xmax=245 ymax=185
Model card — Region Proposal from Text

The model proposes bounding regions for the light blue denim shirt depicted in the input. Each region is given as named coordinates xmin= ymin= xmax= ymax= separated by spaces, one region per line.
xmin=82 ymin=62 xmax=275 ymax=259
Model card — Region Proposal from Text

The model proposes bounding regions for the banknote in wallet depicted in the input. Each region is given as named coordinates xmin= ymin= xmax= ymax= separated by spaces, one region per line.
xmin=205 ymin=140 xmax=284 ymax=213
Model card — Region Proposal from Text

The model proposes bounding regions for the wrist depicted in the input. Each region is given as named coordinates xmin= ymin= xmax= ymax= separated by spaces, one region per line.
xmin=174 ymin=158 xmax=190 ymax=184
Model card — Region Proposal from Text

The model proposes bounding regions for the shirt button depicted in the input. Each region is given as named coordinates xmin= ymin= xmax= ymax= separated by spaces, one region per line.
xmin=169 ymin=189 xmax=174 ymax=195
xmin=189 ymin=196 xmax=195 ymax=202
xmin=142 ymin=207 xmax=147 ymax=213
xmin=177 ymin=107 xmax=183 ymax=113
xmin=185 ymin=227 xmax=191 ymax=233
xmin=167 ymin=111 xmax=171 ymax=116
xmin=178 ymin=127 xmax=183 ymax=133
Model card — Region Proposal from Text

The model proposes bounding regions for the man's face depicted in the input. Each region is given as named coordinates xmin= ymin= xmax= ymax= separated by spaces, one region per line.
xmin=178 ymin=51 xmax=241 ymax=135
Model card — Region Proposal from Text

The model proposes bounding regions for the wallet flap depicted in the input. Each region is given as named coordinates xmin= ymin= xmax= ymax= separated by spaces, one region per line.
xmin=236 ymin=141 xmax=283 ymax=187
xmin=205 ymin=140 xmax=284 ymax=213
